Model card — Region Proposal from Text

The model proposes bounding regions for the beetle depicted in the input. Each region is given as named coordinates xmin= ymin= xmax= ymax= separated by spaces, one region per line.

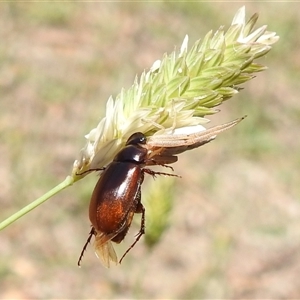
xmin=78 ymin=116 xmax=245 ymax=267
xmin=78 ymin=132 xmax=178 ymax=268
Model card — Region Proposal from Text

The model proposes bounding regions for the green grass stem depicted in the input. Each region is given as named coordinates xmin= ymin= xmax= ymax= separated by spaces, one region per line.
xmin=0 ymin=176 xmax=75 ymax=230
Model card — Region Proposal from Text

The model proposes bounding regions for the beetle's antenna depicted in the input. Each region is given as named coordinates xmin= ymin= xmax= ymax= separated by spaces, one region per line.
xmin=78 ymin=227 xmax=96 ymax=267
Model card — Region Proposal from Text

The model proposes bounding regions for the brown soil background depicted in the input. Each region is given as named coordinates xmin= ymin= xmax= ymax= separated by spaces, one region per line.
xmin=1 ymin=2 xmax=300 ymax=299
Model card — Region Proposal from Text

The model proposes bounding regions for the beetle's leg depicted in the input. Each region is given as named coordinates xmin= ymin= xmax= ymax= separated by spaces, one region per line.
xmin=76 ymin=167 xmax=106 ymax=176
xmin=78 ymin=227 xmax=96 ymax=267
xmin=135 ymin=198 xmax=143 ymax=214
xmin=148 ymin=159 xmax=175 ymax=171
xmin=119 ymin=203 xmax=146 ymax=264
xmin=143 ymin=168 xmax=181 ymax=179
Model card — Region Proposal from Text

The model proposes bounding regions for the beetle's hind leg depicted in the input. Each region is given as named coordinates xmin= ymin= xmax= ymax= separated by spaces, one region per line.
xmin=119 ymin=203 xmax=146 ymax=264
xmin=78 ymin=227 xmax=96 ymax=267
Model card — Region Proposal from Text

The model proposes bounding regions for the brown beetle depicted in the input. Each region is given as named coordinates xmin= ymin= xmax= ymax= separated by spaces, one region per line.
xmin=78 ymin=132 xmax=178 ymax=268
xmin=78 ymin=116 xmax=245 ymax=267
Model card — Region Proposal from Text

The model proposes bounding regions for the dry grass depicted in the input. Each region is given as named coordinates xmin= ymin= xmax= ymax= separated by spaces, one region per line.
xmin=1 ymin=2 xmax=300 ymax=298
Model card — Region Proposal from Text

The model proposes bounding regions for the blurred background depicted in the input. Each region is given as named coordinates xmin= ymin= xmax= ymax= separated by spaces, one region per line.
xmin=1 ymin=2 xmax=299 ymax=298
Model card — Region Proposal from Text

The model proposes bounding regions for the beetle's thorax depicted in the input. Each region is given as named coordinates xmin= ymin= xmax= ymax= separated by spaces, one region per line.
xmin=113 ymin=144 xmax=147 ymax=164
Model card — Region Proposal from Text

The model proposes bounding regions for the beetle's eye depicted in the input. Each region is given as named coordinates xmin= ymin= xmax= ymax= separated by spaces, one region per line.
xmin=126 ymin=132 xmax=146 ymax=146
